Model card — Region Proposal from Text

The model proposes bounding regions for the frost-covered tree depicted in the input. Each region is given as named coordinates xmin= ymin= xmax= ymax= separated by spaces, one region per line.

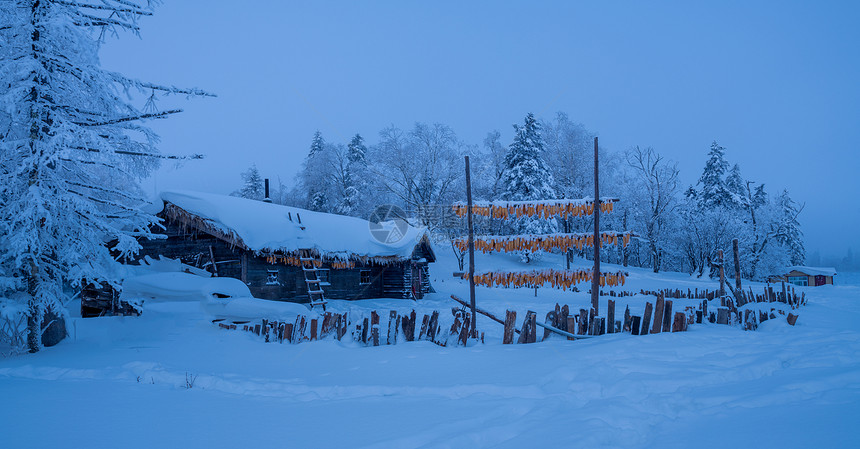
xmin=477 ymin=130 xmax=506 ymax=199
xmin=336 ymin=134 xmax=367 ymax=216
xmin=775 ymin=189 xmax=805 ymax=266
xmin=308 ymin=130 xmax=325 ymax=158
xmin=347 ymin=133 xmax=366 ymax=165
xmin=370 ymin=123 xmax=464 ymax=228
xmin=297 ymin=132 xmax=334 ymax=212
xmin=541 ymin=112 xmax=593 ymax=199
xmin=500 ymin=113 xmax=558 ymax=240
xmin=0 ymin=1 xmax=210 ymax=352
xmin=231 ymin=165 xmax=264 ymax=201
xmin=625 ymin=146 xmax=680 ymax=272
xmin=725 ymin=163 xmax=746 ymax=208
xmin=695 ymin=141 xmax=732 ymax=208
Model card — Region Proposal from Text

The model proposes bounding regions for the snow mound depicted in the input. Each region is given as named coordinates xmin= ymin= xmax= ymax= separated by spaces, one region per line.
xmin=120 ymin=272 xmax=251 ymax=303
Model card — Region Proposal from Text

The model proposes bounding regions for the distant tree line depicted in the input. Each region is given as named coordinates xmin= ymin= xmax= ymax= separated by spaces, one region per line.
xmin=232 ymin=112 xmax=805 ymax=281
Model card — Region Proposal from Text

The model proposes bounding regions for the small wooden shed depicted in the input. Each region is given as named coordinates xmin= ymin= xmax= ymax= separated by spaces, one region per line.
xmin=776 ymin=266 xmax=837 ymax=287
xmin=134 ymin=191 xmax=435 ymax=305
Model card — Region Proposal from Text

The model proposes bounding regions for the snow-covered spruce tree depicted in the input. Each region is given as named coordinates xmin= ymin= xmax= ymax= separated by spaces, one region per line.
xmin=231 ymin=164 xmax=264 ymax=201
xmin=0 ymin=1 xmax=210 ymax=352
xmin=297 ymin=131 xmax=334 ymax=212
xmin=696 ymin=141 xmax=732 ymax=209
xmin=775 ymin=189 xmax=805 ymax=266
xmin=308 ymin=130 xmax=325 ymax=158
xmin=336 ymin=134 xmax=367 ymax=216
xmin=500 ymin=113 xmax=558 ymax=253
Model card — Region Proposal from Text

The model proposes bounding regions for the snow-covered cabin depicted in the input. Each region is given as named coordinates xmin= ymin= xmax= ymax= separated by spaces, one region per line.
xmin=774 ymin=266 xmax=837 ymax=287
xmin=135 ymin=191 xmax=435 ymax=303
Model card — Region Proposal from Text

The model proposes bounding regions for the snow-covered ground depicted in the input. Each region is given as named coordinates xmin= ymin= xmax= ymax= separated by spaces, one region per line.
xmin=2 ymin=249 xmax=859 ymax=448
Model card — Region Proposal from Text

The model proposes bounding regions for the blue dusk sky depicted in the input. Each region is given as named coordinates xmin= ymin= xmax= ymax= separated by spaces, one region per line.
xmin=99 ymin=1 xmax=860 ymax=262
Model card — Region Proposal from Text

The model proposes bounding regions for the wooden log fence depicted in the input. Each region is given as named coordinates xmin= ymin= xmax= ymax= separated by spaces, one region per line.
xmin=214 ymin=283 xmax=807 ymax=347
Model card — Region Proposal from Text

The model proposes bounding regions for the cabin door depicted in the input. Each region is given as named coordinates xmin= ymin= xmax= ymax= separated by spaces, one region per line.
xmin=814 ymin=275 xmax=826 ymax=286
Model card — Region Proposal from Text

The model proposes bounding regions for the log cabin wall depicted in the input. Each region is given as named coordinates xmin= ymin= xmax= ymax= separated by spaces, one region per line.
xmin=136 ymin=218 xmax=425 ymax=302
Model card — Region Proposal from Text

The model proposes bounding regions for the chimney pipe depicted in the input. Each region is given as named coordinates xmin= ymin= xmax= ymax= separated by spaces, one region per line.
xmin=263 ymin=178 xmax=272 ymax=203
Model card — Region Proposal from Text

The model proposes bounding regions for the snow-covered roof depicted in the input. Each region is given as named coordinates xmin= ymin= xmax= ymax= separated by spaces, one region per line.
xmin=788 ymin=266 xmax=837 ymax=277
xmin=158 ymin=190 xmax=433 ymax=261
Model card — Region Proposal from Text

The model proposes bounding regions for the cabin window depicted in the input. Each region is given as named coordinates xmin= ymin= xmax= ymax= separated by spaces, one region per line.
xmin=788 ymin=275 xmax=808 ymax=287
xmin=360 ymin=270 xmax=371 ymax=285
xmin=317 ymin=269 xmax=330 ymax=285
xmin=265 ymin=269 xmax=280 ymax=286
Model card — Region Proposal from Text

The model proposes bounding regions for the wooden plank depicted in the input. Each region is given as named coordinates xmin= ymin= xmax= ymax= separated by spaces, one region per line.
xmin=361 ymin=317 xmax=369 ymax=344
xmin=787 ymin=313 xmax=798 ymax=326
xmin=405 ymin=310 xmax=416 ymax=341
xmin=641 ymin=302 xmax=653 ymax=336
xmin=578 ymin=309 xmax=588 ymax=335
xmin=527 ymin=311 xmax=537 ymax=343
xmin=336 ymin=313 xmax=346 ymax=341
xmin=662 ymin=300 xmax=673 ymax=333
xmin=560 ymin=304 xmax=570 ymax=332
xmin=371 ymin=311 xmax=380 ymax=346
xmin=716 ymin=307 xmax=729 ymax=325
xmin=566 ymin=316 xmax=577 ymax=340
xmin=459 ymin=314 xmax=471 ymax=346
xmin=651 ymin=295 xmax=664 ymax=334
xmin=631 ymin=316 xmax=641 ymax=335
xmin=284 ymin=323 xmax=293 ymax=343
xmin=308 ymin=318 xmax=316 ymax=341
xmin=388 ymin=310 xmax=398 ymax=345
xmin=672 ymin=312 xmax=685 ymax=332
xmin=503 ymin=310 xmax=517 ymax=344
xmin=419 ymin=314 xmax=429 ymax=340
xmin=428 ymin=311 xmax=439 ymax=342
xmin=607 ymin=299 xmax=616 ymax=334
xmin=623 ymin=305 xmax=631 ymax=332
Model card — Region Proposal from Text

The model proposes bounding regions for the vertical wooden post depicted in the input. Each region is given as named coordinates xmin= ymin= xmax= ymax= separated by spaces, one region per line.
xmin=208 ymin=245 xmax=219 ymax=277
xmin=564 ymin=218 xmax=571 ymax=270
xmin=241 ymin=252 xmax=248 ymax=284
xmin=591 ymin=137 xmax=600 ymax=315
xmin=651 ymin=294 xmax=664 ymax=334
xmin=503 ymin=310 xmax=516 ymax=344
xmin=464 ymin=156 xmax=477 ymax=338
xmin=718 ymin=249 xmax=725 ymax=297
xmin=641 ymin=302 xmax=653 ymax=336
xmin=733 ymin=238 xmax=742 ymax=291
xmin=607 ymin=299 xmax=615 ymax=334
xmin=662 ymin=300 xmax=673 ymax=333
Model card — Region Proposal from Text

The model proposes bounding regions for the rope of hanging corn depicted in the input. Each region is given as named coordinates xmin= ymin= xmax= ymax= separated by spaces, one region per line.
xmin=453 ymin=231 xmax=635 ymax=254
xmin=266 ymin=254 xmax=356 ymax=269
xmin=459 ymin=269 xmax=627 ymax=290
xmin=452 ymin=197 xmax=619 ymax=220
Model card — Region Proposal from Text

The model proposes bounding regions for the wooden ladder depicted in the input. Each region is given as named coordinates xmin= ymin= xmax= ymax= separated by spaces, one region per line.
xmin=299 ymin=248 xmax=327 ymax=311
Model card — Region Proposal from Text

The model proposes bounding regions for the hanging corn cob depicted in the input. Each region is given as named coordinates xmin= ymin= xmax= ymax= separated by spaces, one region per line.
xmin=452 ymin=197 xmax=619 ymax=219
xmin=452 ymin=231 xmax=636 ymax=254
xmin=458 ymin=269 xmax=627 ymax=291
